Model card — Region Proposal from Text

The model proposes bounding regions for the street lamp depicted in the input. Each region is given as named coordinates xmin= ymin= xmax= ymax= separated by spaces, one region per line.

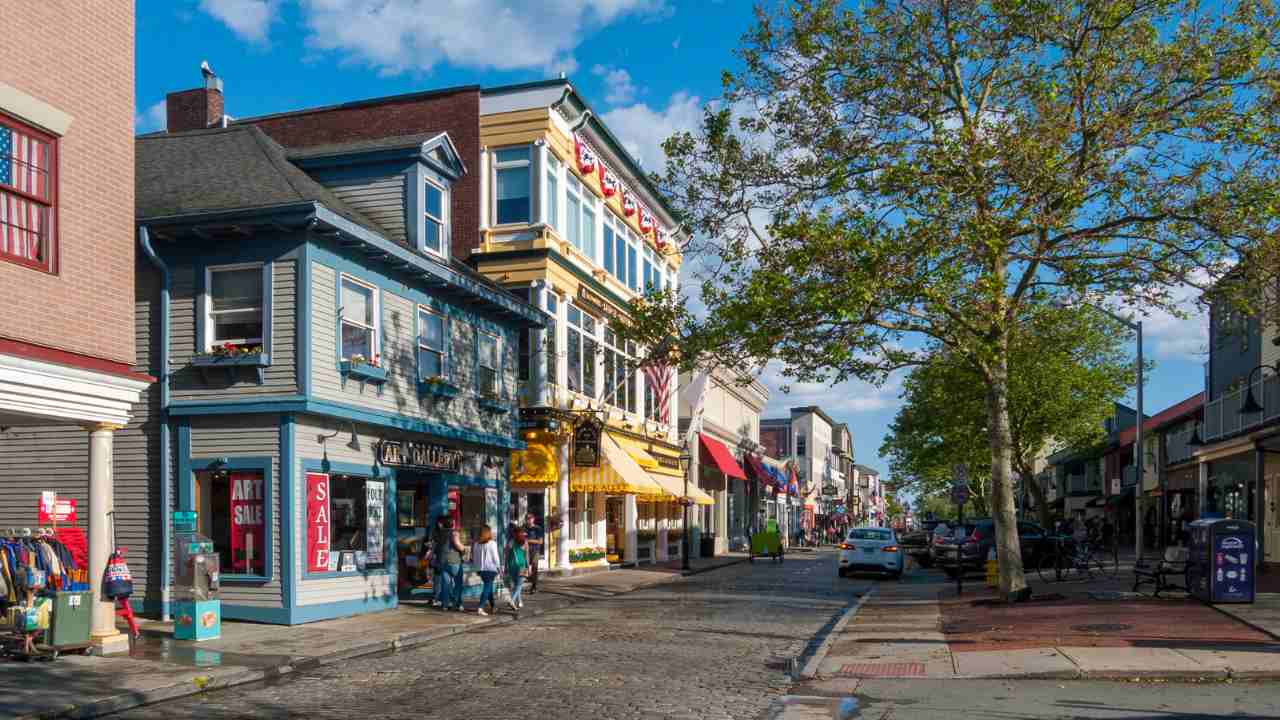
xmin=1238 ymin=362 xmax=1278 ymax=416
xmin=679 ymin=445 xmax=693 ymax=572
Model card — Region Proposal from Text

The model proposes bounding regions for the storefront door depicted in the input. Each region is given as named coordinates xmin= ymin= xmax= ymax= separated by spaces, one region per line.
xmin=606 ymin=496 xmax=624 ymax=561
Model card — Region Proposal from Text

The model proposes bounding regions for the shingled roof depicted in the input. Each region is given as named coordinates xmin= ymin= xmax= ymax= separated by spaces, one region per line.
xmin=135 ymin=125 xmax=387 ymax=236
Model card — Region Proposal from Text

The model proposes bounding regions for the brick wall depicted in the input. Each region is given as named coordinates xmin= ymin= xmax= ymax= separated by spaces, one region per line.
xmin=0 ymin=1 xmax=135 ymax=365
xmin=245 ymin=87 xmax=482 ymax=260
xmin=760 ymin=425 xmax=788 ymax=460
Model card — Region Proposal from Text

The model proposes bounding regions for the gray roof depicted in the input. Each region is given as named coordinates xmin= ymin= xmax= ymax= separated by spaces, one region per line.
xmin=135 ymin=125 xmax=387 ymax=236
xmin=287 ymin=132 xmax=445 ymax=160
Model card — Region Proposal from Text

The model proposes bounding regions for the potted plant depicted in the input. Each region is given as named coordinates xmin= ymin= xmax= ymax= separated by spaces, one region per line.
xmin=340 ymin=353 xmax=387 ymax=384
xmin=418 ymin=373 xmax=460 ymax=398
xmin=191 ymin=343 xmax=269 ymax=384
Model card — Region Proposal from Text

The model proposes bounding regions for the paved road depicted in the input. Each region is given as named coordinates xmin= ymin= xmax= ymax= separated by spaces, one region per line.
xmin=108 ymin=550 xmax=866 ymax=719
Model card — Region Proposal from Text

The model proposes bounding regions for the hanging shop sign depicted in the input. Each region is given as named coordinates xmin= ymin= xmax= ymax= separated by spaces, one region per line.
xmin=229 ymin=472 xmax=265 ymax=575
xmin=574 ymin=420 xmax=603 ymax=468
xmin=377 ymin=440 xmax=464 ymax=473
xmin=38 ymin=491 xmax=77 ymax=524
xmin=365 ymin=480 xmax=385 ymax=566
xmin=306 ymin=472 xmax=331 ymax=573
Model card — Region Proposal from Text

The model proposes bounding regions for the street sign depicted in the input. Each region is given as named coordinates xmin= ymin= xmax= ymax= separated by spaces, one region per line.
xmin=951 ymin=484 xmax=969 ymax=506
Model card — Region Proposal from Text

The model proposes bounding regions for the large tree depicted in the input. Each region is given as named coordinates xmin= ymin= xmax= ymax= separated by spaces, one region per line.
xmin=880 ymin=304 xmax=1133 ymax=529
xmin=629 ymin=0 xmax=1280 ymax=600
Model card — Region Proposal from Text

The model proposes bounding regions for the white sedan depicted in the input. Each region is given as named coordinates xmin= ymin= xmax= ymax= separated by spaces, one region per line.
xmin=838 ymin=527 xmax=905 ymax=579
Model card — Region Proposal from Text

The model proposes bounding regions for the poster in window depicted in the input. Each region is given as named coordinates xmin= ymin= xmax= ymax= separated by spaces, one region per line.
xmin=365 ymin=480 xmax=385 ymax=565
xmin=229 ymin=471 xmax=265 ymax=575
xmin=306 ymin=472 xmax=331 ymax=573
xmin=448 ymin=486 xmax=461 ymax=526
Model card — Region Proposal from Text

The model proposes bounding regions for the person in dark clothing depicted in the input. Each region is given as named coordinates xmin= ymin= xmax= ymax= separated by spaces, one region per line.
xmin=522 ymin=514 xmax=544 ymax=593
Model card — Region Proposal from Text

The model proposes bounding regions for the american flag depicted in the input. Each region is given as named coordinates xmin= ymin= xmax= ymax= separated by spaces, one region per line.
xmin=0 ymin=125 xmax=48 ymax=262
xmin=643 ymin=362 xmax=674 ymax=424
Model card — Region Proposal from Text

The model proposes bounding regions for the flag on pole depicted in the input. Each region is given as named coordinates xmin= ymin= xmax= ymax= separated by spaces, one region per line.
xmin=642 ymin=363 xmax=674 ymax=424
xmin=683 ymin=369 xmax=712 ymax=444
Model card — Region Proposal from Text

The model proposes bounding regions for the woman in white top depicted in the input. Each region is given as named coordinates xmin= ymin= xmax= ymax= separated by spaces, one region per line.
xmin=471 ymin=524 xmax=500 ymax=615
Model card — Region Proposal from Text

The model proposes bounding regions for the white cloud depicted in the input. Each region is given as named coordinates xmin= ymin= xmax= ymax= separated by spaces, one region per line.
xmin=591 ymin=64 xmax=640 ymax=106
xmin=199 ymin=0 xmax=279 ymax=44
xmin=298 ymin=0 xmax=668 ymax=75
xmin=600 ymin=91 xmax=703 ymax=171
xmin=1095 ymin=276 xmax=1210 ymax=363
xmin=757 ymin=361 xmax=904 ymax=416
xmin=134 ymin=100 xmax=167 ymax=134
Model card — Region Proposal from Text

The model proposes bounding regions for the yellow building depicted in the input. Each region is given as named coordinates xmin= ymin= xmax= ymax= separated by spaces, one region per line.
xmin=476 ymin=80 xmax=710 ymax=571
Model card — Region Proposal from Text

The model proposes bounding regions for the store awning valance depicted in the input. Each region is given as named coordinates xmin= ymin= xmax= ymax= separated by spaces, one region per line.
xmin=611 ymin=434 xmax=661 ymax=470
xmin=646 ymin=470 xmax=715 ymax=505
xmin=510 ymin=441 xmax=558 ymax=487
xmin=698 ymin=433 xmax=746 ymax=480
xmin=570 ymin=432 xmax=665 ymax=498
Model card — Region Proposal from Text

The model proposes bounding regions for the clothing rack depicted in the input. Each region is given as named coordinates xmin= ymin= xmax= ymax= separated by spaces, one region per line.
xmin=0 ymin=528 xmax=86 ymax=661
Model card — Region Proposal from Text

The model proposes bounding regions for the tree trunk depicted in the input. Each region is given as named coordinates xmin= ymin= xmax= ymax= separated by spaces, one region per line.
xmin=1020 ymin=466 xmax=1054 ymax=531
xmin=985 ymin=351 xmax=1029 ymax=600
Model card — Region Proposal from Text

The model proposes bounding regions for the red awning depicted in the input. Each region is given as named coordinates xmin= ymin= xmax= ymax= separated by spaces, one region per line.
xmin=699 ymin=433 xmax=746 ymax=480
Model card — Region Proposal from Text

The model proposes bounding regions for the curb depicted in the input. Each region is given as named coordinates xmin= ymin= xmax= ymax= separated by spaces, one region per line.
xmin=19 ymin=560 xmax=744 ymax=720
xmin=1207 ymin=603 xmax=1280 ymax=644
xmin=681 ymin=557 xmax=749 ymax=577
xmin=796 ymin=587 xmax=874 ymax=680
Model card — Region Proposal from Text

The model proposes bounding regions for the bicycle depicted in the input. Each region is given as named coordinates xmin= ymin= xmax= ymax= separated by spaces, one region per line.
xmin=1036 ymin=536 xmax=1116 ymax=583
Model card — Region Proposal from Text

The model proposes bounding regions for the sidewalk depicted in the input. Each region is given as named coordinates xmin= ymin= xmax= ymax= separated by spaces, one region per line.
xmin=0 ymin=555 xmax=743 ymax=720
xmin=802 ymin=569 xmax=1280 ymax=690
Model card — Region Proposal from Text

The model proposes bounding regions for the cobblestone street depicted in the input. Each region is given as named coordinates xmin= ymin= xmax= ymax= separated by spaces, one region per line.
xmin=107 ymin=551 xmax=866 ymax=719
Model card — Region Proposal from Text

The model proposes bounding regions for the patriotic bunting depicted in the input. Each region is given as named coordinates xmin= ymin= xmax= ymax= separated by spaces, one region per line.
xmin=621 ymin=192 xmax=637 ymax=217
xmin=574 ymin=135 xmax=597 ymax=175
xmin=574 ymin=132 xmax=671 ymax=248
xmin=598 ymin=164 xmax=620 ymax=197
xmin=638 ymin=206 xmax=655 ymax=234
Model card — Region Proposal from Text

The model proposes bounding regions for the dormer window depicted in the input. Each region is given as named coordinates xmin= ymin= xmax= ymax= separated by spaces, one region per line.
xmin=423 ymin=178 xmax=446 ymax=257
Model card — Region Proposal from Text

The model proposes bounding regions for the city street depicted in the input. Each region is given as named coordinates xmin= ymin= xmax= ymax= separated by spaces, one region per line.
xmin=96 ymin=551 xmax=1280 ymax=720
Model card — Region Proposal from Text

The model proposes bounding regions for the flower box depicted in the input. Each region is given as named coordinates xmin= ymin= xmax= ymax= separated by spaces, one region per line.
xmin=418 ymin=377 xmax=460 ymax=399
xmin=340 ymin=360 xmax=388 ymax=387
xmin=191 ymin=351 xmax=270 ymax=385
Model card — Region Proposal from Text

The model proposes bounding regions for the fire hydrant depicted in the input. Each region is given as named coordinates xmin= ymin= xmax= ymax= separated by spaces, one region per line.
xmin=985 ymin=548 xmax=998 ymax=588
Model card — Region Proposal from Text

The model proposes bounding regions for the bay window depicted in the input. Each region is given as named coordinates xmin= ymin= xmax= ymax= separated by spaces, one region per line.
xmin=0 ymin=115 xmax=55 ymax=272
xmin=417 ymin=306 xmax=447 ymax=380
xmin=206 ymin=264 xmax=265 ymax=352
xmin=567 ymin=304 xmax=597 ymax=398
xmin=494 ymin=146 xmax=532 ymax=225
xmin=566 ymin=175 xmax=581 ymax=249
xmin=340 ymin=275 xmax=379 ymax=362
xmin=544 ymin=154 xmax=560 ymax=232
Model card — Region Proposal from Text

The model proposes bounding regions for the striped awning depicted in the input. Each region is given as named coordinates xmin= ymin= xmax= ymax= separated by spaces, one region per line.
xmin=647 ymin=462 xmax=716 ymax=506
xmin=569 ymin=432 xmax=665 ymax=499
xmin=510 ymin=438 xmax=559 ymax=487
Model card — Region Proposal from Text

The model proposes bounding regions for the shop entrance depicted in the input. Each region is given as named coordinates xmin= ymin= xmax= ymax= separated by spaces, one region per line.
xmin=607 ymin=496 xmax=624 ymax=563
xmin=1266 ymin=471 xmax=1280 ymax=563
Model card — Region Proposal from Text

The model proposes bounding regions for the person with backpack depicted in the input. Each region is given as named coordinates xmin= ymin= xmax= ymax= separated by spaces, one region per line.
xmin=433 ymin=516 xmax=466 ymax=611
xmin=471 ymin=524 xmax=499 ymax=616
xmin=506 ymin=527 xmax=530 ymax=612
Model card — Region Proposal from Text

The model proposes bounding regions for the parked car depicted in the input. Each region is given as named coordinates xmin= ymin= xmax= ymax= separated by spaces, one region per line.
xmin=838 ymin=527 xmax=905 ymax=579
xmin=932 ymin=519 xmax=1050 ymax=577
xmin=900 ymin=520 xmax=946 ymax=567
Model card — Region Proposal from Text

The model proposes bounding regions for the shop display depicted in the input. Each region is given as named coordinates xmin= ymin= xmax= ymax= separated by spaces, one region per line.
xmin=172 ymin=511 xmax=222 ymax=641
xmin=1 ymin=526 xmax=88 ymax=660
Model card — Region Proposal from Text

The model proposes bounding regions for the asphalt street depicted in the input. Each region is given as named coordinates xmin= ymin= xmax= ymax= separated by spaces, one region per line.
xmin=103 ymin=550 xmax=1280 ymax=719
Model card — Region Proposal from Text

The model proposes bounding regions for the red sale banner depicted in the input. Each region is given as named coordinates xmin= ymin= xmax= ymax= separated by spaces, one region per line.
xmin=307 ymin=472 xmax=331 ymax=573
xmin=229 ymin=472 xmax=264 ymax=574
xmin=38 ymin=492 xmax=77 ymax=524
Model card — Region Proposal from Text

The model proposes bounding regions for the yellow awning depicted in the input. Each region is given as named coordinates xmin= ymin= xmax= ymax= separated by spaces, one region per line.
xmin=510 ymin=441 xmax=558 ymax=487
xmin=646 ymin=464 xmax=716 ymax=506
xmin=611 ymin=434 xmax=661 ymax=470
xmin=569 ymin=432 xmax=666 ymax=498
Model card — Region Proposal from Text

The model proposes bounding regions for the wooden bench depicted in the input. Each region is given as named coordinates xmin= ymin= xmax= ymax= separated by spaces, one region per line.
xmin=1133 ymin=546 xmax=1188 ymax=598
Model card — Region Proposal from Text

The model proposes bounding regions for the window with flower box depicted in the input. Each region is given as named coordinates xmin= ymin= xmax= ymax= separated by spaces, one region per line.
xmin=0 ymin=114 xmax=56 ymax=272
xmin=417 ymin=306 xmax=447 ymax=381
xmin=340 ymin=275 xmax=380 ymax=364
xmin=205 ymin=264 xmax=265 ymax=352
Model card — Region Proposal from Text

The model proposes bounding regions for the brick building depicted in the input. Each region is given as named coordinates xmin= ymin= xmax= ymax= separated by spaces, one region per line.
xmin=0 ymin=2 xmax=152 ymax=653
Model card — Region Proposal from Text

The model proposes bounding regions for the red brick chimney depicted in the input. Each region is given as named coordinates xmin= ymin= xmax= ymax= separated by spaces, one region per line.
xmin=166 ymin=64 xmax=224 ymax=132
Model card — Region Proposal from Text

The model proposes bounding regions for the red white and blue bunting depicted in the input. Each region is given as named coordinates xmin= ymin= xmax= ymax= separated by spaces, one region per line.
xmin=574 ymin=132 xmax=668 ymax=244
xmin=598 ymin=164 xmax=620 ymax=197
xmin=621 ymin=191 xmax=637 ymax=218
xmin=574 ymin=136 xmax=597 ymax=175
xmin=638 ymin=206 xmax=655 ymax=234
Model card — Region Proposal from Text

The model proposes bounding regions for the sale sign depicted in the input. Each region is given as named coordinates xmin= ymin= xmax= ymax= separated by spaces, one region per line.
xmin=38 ymin=492 xmax=77 ymax=524
xmin=306 ymin=472 xmax=331 ymax=573
xmin=229 ymin=472 xmax=264 ymax=574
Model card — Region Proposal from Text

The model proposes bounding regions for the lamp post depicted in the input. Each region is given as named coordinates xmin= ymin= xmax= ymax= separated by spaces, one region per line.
xmin=679 ymin=445 xmax=693 ymax=572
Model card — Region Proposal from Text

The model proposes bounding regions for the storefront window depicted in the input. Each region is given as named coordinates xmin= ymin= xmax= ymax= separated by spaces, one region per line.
xmin=458 ymin=487 xmax=487 ymax=546
xmin=567 ymin=304 xmax=597 ymax=397
xmin=196 ymin=468 xmax=266 ymax=577
xmin=327 ymin=474 xmax=386 ymax=569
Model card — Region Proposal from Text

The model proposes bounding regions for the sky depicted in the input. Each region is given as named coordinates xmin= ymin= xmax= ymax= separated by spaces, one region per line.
xmin=136 ymin=1 xmax=1213 ymax=485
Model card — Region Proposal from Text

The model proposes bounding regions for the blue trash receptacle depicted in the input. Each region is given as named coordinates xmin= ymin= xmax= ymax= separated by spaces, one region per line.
xmin=1186 ymin=519 xmax=1256 ymax=604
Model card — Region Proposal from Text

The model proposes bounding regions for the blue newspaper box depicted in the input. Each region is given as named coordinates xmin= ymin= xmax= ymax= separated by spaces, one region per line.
xmin=1186 ymin=519 xmax=1255 ymax=604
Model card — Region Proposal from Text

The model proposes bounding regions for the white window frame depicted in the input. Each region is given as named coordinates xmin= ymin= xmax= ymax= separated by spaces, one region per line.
xmin=492 ymin=145 xmax=533 ymax=226
xmin=417 ymin=305 xmax=448 ymax=381
xmin=566 ymin=302 xmax=598 ymax=398
xmin=423 ymin=177 xmax=448 ymax=258
xmin=204 ymin=262 xmax=266 ymax=352
xmin=339 ymin=274 xmax=380 ymax=363
xmin=478 ymin=330 xmax=501 ymax=398
xmin=544 ymin=153 xmax=562 ymax=233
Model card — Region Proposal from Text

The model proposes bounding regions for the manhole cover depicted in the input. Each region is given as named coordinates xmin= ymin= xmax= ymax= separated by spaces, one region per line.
xmin=1071 ymin=623 xmax=1133 ymax=633
xmin=837 ymin=662 xmax=925 ymax=678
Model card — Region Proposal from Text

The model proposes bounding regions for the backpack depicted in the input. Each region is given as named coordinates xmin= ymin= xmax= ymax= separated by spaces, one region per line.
xmin=507 ymin=545 xmax=527 ymax=576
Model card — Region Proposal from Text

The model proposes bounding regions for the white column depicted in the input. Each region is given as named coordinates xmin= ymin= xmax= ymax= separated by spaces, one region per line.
xmin=557 ymin=444 xmax=571 ymax=570
xmin=717 ymin=488 xmax=729 ymax=554
xmin=657 ymin=503 xmax=669 ymax=561
xmin=624 ymin=494 xmax=638 ymax=565
xmin=593 ymin=491 xmax=607 ymax=550
xmin=87 ymin=423 xmax=128 ymax=655
xmin=478 ymin=147 xmax=490 ymax=232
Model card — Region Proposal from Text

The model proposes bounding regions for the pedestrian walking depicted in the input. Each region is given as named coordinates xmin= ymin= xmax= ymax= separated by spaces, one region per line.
xmin=506 ymin=527 xmax=530 ymax=612
xmin=471 ymin=524 xmax=499 ymax=616
xmin=433 ymin=516 xmax=466 ymax=611
xmin=522 ymin=513 xmax=544 ymax=593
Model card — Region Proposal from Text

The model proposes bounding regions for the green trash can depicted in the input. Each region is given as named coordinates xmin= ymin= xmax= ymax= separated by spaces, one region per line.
xmin=45 ymin=591 xmax=92 ymax=650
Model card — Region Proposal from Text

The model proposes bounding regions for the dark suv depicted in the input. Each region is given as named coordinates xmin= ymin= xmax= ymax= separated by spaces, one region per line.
xmin=932 ymin=519 xmax=1049 ymax=577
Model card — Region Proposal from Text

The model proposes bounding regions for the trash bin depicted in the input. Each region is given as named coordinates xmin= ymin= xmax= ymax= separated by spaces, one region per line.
xmin=701 ymin=533 xmax=717 ymax=558
xmin=1186 ymin=519 xmax=1256 ymax=604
